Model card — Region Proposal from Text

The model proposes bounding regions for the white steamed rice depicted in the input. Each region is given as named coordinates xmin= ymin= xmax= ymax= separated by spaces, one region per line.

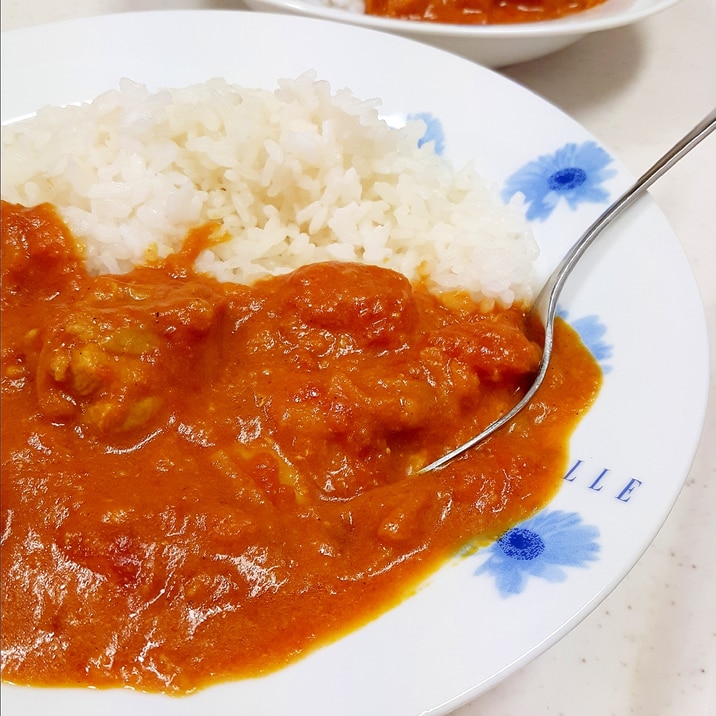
xmin=1 ymin=71 xmax=537 ymax=307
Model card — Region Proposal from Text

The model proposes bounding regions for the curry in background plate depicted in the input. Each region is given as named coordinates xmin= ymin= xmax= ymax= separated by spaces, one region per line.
xmin=366 ymin=0 xmax=609 ymax=25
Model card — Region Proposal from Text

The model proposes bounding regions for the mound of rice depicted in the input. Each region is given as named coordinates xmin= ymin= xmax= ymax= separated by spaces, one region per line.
xmin=1 ymin=71 xmax=537 ymax=307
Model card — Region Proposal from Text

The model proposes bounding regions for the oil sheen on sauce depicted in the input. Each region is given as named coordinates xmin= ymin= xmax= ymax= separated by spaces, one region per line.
xmin=0 ymin=201 xmax=602 ymax=693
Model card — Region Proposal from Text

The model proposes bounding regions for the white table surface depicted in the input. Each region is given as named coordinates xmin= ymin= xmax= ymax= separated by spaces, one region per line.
xmin=2 ymin=1 xmax=714 ymax=714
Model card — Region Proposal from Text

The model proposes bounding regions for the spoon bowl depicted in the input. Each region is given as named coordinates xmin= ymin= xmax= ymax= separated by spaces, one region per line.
xmin=420 ymin=107 xmax=716 ymax=474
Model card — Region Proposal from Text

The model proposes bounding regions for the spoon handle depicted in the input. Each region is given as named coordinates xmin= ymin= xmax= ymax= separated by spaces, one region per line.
xmin=538 ymin=105 xmax=716 ymax=330
xmin=419 ymin=107 xmax=716 ymax=474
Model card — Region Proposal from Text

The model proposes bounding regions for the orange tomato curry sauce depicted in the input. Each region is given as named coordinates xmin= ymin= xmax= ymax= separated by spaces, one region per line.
xmin=365 ymin=0 xmax=609 ymax=25
xmin=1 ymin=201 xmax=601 ymax=693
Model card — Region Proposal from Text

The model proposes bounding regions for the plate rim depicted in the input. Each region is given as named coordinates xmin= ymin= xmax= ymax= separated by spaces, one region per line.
xmin=242 ymin=0 xmax=684 ymax=38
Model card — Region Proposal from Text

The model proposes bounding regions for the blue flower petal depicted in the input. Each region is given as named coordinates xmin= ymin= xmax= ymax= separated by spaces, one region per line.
xmin=408 ymin=112 xmax=445 ymax=155
xmin=502 ymin=141 xmax=616 ymax=222
xmin=535 ymin=562 xmax=569 ymax=583
xmin=559 ymin=309 xmax=614 ymax=373
xmin=474 ymin=509 xmax=601 ymax=597
xmin=493 ymin=563 xmax=529 ymax=596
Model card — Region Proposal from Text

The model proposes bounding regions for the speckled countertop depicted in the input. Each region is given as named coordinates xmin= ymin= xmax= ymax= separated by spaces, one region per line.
xmin=2 ymin=1 xmax=714 ymax=714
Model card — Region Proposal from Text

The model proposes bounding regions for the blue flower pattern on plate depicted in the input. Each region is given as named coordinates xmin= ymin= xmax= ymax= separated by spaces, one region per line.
xmin=474 ymin=510 xmax=600 ymax=597
xmin=560 ymin=308 xmax=613 ymax=374
xmin=409 ymin=112 xmax=445 ymax=155
xmin=502 ymin=141 xmax=616 ymax=221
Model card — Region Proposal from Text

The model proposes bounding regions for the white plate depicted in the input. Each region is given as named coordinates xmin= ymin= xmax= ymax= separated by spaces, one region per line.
xmin=243 ymin=0 xmax=683 ymax=67
xmin=0 ymin=10 xmax=709 ymax=716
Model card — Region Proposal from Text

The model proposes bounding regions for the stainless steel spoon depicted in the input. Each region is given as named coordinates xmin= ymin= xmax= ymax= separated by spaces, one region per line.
xmin=420 ymin=107 xmax=716 ymax=474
